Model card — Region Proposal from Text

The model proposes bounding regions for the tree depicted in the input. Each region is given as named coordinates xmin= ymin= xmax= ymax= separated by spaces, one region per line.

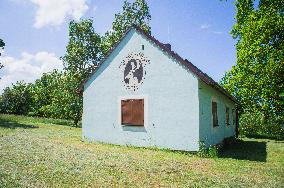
xmin=62 ymin=19 xmax=103 ymax=78
xmin=0 ymin=38 xmax=5 ymax=70
xmin=61 ymin=0 xmax=152 ymax=126
xmin=0 ymin=0 xmax=152 ymax=126
xmin=61 ymin=19 xmax=103 ymax=126
xmin=102 ymin=0 xmax=151 ymax=54
xmin=29 ymin=70 xmax=63 ymax=118
xmin=221 ymin=0 xmax=284 ymax=117
xmin=52 ymin=72 xmax=83 ymax=125
xmin=0 ymin=81 xmax=33 ymax=115
xmin=0 ymin=39 xmax=4 ymax=53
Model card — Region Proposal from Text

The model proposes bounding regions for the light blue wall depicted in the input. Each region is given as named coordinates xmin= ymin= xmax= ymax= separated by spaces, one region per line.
xmin=82 ymin=28 xmax=200 ymax=151
xmin=198 ymin=81 xmax=236 ymax=147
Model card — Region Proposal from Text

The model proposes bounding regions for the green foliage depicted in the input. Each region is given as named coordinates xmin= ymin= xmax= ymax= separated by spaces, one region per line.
xmin=30 ymin=70 xmax=83 ymax=126
xmin=0 ymin=71 xmax=83 ymax=127
xmin=239 ymin=112 xmax=284 ymax=140
xmin=198 ymin=142 xmax=219 ymax=158
xmin=50 ymin=72 xmax=83 ymax=126
xmin=0 ymin=38 xmax=4 ymax=49
xmin=61 ymin=19 xmax=102 ymax=126
xmin=221 ymin=0 xmax=284 ymax=117
xmin=0 ymin=38 xmax=4 ymax=56
xmin=0 ymin=38 xmax=5 ymax=70
xmin=102 ymin=0 xmax=151 ymax=54
xmin=29 ymin=70 xmax=63 ymax=117
xmin=0 ymin=0 xmax=152 ymax=126
xmin=221 ymin=0 xmax=284 ymax=139
xmin=0 ymin=81 xmax=33 ymax=115
xmin=223 ymin=136 xmax=237 ymax=145
xmin=62 ymin=19 xmax=103 ymax=77
xmin=59 ymin=0 xmax=151 ymax=126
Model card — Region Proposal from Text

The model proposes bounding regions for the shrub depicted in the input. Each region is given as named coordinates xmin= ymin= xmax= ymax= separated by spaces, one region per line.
xmin=239 ymin=112 xmax=284 ymax=140
xmin=0 ymin=81 xmax=33 ymax=115
xmin=198 ymin=142 xmax=219 ymax=158
xmin=223 ymin=136 xmax=237 ymax=146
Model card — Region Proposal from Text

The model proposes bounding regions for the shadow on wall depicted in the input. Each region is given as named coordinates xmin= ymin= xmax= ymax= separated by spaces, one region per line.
xmin=219 ymin=140 xmax=267 ymax=162
xmin=122 ymin=126 xmax=147 ymax=132
xmin=0 ymin=118 xmax=38 ymax=129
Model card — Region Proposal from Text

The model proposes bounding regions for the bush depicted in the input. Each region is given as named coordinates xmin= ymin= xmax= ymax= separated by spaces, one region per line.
xmin=223 ymin=136 xmax=237 ymax=146
xmin=198 ymin=142 xmax=219 ymax=158
xmin=0 ymin=81 xmax=33 ymax=115
xmin=239 ymin=112 xmax=284 ymax=140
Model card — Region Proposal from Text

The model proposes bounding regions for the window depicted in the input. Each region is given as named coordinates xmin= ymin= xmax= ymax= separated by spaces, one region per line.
xmin=142 ymin=45 xmax=145 ymax=50
xmin=121 ymin=99 xmax=144 ymax=126
xmin=212 ymin=101 xmax=218 ymax=127
xmin=232 ymin=109 xmax=236 ymax=125
xmin=226 ymin=107 xmax=230 ymax=126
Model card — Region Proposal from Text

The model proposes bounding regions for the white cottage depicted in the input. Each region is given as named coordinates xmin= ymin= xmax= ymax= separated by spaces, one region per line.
xmin=81 ymin=25 xmax=238 ymax=151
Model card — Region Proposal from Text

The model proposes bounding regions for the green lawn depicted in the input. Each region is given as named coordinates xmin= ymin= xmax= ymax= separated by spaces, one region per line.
xmin=0 ymin=114 xmax=283 ymax=187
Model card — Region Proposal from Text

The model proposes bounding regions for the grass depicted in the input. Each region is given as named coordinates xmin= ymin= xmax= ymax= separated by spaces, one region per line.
xmin=0 ymin=114 xmax=74 ymax=127
xmin=0 ymin=114 xmax=283 ymax=187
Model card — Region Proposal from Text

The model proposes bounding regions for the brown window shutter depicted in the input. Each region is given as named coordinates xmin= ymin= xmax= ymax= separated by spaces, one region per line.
xmin=212 ymin=101 xmax=218 ymax=127
xmin=232 ymin=109 xmax=236 ymax=125
xmin=121 ymin=100 xmax=131 ymax=125
xmin=132 ymin=99 xmax=144 ymax=125
xmin=226 ymin=107 xmax=230 ymax=126
xmin=121 ymin=99 xmax=144 ymax=126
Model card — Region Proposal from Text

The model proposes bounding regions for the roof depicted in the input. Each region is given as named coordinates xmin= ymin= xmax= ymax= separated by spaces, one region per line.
xmin=79 ymin=25 xmax=238 ymax=103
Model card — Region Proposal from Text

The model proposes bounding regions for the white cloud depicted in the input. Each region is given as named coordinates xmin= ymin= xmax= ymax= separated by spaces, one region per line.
xmin=212 ymin=31 xmax=223 ymax=35
xmin=200 ymin=24 xmax=223 ymax=35
xmin=30 ymin=0 xmax=89 ymax=28
xmin=200 ymin=24 xmax=210 ymax=30
xmin=93 ymin=5 xmax=97 ymax=14
xmin=0 ymin=51 xmax=63 ymax=92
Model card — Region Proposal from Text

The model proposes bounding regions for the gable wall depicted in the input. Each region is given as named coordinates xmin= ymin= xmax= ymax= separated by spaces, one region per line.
xmin=82 ymin=29 xmax=200 ymax=151
xmin=198 ymin=80 xmax=236 ymax=147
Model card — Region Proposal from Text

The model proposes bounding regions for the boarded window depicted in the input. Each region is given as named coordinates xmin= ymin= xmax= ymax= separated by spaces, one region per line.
xmin=232 ymin=109 xmax=236 ymax=125
xmin=226 ymin=107 xmax=230 ymax=126
xmin=121 ymin=99 xmax=144 ymax=126
xmin=212 ymin=101 xmax=218 ymax=127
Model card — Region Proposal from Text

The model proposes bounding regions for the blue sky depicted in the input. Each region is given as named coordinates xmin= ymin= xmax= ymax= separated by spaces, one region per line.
xmin=0 ymin=0 xmax=237 ymax=92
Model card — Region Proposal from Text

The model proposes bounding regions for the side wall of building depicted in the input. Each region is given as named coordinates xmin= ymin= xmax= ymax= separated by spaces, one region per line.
xmin=198 ymin=80 xmax=236 ymax=147
xmin=82 ymin=29 xmax=200 ymax=151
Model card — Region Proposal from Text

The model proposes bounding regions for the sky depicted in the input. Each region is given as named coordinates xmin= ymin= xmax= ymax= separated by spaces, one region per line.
xmin=0 ymin=0 xmax=237 ymax=92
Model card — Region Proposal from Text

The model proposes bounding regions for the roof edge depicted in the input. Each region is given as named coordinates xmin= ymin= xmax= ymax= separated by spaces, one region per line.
xmin=78 ymin=25 xmax=238 ymax=104
xmin=132 ymin=26 xmax=238 ymax=103
xmin=77 ymin=26 xmax=136 ymax=93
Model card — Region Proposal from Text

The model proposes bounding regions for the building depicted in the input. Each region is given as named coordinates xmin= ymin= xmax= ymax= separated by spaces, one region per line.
xmin=81 ymin=25 xmax=238 ymax=151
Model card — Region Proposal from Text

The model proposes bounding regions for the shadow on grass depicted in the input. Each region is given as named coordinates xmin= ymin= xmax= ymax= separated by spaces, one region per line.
xmin=219 ymin=140 xmax=267 ymax=162
xmin=0 ymin=118 xmax=38 ymax=129
xmin=245 ymin=134 xmax=283 ymax=141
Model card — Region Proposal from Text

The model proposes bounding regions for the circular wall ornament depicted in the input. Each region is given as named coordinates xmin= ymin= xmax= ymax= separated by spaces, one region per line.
xmin=119 ymin=52 xmax=150 ymax=91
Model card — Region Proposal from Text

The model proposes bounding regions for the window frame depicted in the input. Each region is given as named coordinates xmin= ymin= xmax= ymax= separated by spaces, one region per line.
xmin=232 ymin=108 xmax=236 ymax=126
xmin=212 ymin=101 xmax=219 ymax=127
xmin=118 ymin=95 xmax=148 ymax=127
xmin=225 ymin=106 xmax=230 ymax=126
